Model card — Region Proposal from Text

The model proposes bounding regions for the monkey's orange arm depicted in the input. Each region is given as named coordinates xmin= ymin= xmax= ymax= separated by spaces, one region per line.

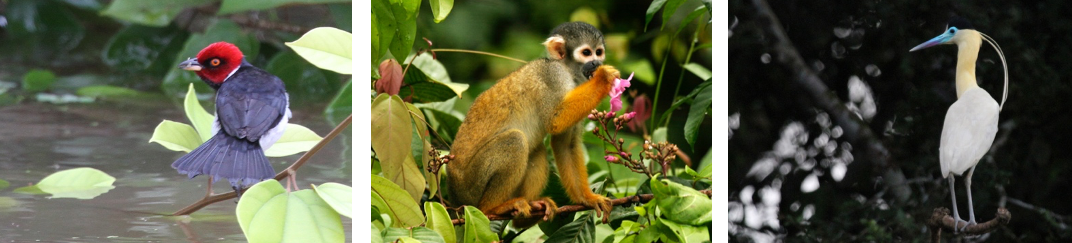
xmin=548 ymin=66 xmax=619 ymax=134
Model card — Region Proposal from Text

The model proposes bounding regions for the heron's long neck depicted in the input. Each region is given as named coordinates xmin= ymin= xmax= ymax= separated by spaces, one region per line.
xmin=954 ymin=31 xmax=982 ymax=98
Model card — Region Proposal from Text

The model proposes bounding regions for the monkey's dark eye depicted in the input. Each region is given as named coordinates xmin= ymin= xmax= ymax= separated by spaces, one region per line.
xmin=210 ymin=58 xmax=221 ymax=66
xmin=596 ymin=49 xmax=603 ymax=56
xmin=582 ymin=49 xmax=592 ymax=56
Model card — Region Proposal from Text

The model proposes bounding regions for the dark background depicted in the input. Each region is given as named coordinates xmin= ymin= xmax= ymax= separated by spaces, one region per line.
xmin=730 ymin=0 xmax=1070 ymax=241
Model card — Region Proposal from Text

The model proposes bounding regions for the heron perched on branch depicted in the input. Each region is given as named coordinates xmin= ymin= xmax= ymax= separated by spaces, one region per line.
xmin=909 ymin=16 xmax=1009 ymax=232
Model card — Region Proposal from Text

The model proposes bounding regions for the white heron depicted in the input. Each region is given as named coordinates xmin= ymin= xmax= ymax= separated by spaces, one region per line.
xmin=909 ymin=17 xmax=1008 ymax=231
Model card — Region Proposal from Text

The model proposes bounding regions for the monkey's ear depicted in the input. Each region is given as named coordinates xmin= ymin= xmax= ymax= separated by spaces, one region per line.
xmin=543 ymin=35 xmax=567 ymax=60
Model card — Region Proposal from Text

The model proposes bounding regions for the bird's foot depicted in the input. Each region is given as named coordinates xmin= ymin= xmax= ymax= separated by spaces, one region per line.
xmin=952 ymin=219 xmax=976 ymax=234
xmin=956 ymin=218 xmax=973 ymax=233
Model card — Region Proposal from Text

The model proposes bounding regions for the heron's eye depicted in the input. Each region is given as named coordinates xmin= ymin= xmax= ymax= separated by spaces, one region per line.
xmin=949 ymin=28 xmax=956 ymax=34
xmin=210 ymin=59 xmax=221 ymax=66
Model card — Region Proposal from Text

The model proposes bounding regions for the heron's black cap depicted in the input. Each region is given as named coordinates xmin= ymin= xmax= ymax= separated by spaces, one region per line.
xmin=948 ymin=16 xmax=974 ymax=30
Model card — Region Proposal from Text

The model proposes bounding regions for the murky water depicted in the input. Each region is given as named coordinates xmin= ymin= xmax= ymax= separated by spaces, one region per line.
xmin=0 ymin=101 xmax=352 ymax=242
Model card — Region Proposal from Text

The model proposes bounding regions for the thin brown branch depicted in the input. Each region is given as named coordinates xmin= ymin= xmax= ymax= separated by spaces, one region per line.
xmin=171 ymin=114 xmax=353 ymax=216
xmin=927 ymin=207 xmax=1011 ymax=242
xmin=450 ymin=190 xmax=712 ymax=225
xmin=430 ymin=49 xmax=528 ymax=64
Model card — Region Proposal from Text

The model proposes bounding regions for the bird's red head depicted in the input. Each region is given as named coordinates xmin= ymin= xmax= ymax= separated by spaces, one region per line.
xmin=179 ymin=41 xmax=244 ymax=84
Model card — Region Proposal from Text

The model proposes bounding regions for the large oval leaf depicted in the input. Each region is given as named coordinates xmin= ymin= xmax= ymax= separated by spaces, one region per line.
xmin=424 ymin=202 xmax=456 ymax=243
xmin=264 ymin=124 xmax=324 ymax=157
xmin=383 ymin=227 xmax=446 ymax=243
xmin=429 ymin=0 xmax=453 ymax=23
xmin=183 ymin=83 xmax=215 ymax=142
xmin=371 ymin=175 xmax=424 ymax=228
xmin=371 ymin=94 xmax=424 ymax=202
xmin=286 ymin=27 xmax=353 ymax=75
xmin=313 ymin=182 xmax=352 ymax=218
xmin=462 ymin=206 xmax=498 ymax=243
xmin=650 ymin=178 xmax=712 ymax=225
xmin=236 ymin=180 xmax=345 ymax=243
xmin=684 ymin=79 xmax=711 ymax=147
xmin=16 ymin=168 xmax=116 ymax=199
xmin=148 ymin=120 xmax=202 ymax=152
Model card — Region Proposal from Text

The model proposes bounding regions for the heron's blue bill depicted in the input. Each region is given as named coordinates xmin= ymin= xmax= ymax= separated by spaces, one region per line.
xmin=910 ymin=32 xmax=954 ymax=52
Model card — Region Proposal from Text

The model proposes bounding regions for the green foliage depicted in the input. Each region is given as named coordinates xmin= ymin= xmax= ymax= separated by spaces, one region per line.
xmin=371 ymin=94 xmax=425 ymax=202
xmin=75 ymin=85 xmax=148 ymax=99
xmin=684 ymin=79 xmax=711 ymax=148
xmin=429 ymin=0 xmax=454 ymax=23
xmin=235 ymin=180 xmax=345 ymax=243
xmin=218 ymin=0 xmax=351 ymax=14
xmin=383 ymin=227 xmax=447 ymax=242
xmin=14 ymin=167 xmax=116 ymax=199
xmin=21 ymin=69 xmax=56 ymax=93
xmin=0 ymin=179 xmax=9 ymax=191
xmin=326 ymin=80 xmax=353 ymax=118
xmin=372 ymin=0 xmax=422 ymax=64
xmin=101 ymin=0 xmax=215 ymax=27
xmin=266 ymin=50 xmax=342 ymax=104
xmin=545 ymin=214 xmax=597 ymax=243
xmin=649 ymin=177 xmax=712 ymax=225
xmin=102 ymin=25 xmax=188 ymax=73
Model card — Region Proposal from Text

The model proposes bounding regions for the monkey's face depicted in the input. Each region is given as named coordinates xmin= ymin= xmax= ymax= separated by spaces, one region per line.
xmin=571 ymin=42 xmax=605 ymax=79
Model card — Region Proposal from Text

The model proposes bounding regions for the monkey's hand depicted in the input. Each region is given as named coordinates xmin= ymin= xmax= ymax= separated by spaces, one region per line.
xmin=548 ymin=65 xmax=622 ymax=134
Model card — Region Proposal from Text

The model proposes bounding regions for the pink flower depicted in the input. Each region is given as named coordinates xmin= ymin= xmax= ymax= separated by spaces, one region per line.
xmin=621 ymin=112 xmax=636 ymax=120
xmin=604 ymin=155 xmax=618 ymax=162
xmin=609 ymin=72 xmax=634 ymax=112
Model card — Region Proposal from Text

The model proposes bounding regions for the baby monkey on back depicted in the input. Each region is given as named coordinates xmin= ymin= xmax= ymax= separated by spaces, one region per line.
xmin=447 ymin=22 xmax=619 ymax=228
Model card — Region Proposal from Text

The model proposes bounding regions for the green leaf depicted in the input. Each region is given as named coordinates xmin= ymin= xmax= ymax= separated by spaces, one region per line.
xmin=101 ymin=0 xmax=215 ymax=27
xmin=383 ymin=0 xmax=421 ymax=63
xmin=684 ymin=79 xmax=711 ymax=147
xmin=371 ymin=175 xmax=424 ymax=227
xmin=682 ymin=63 xmax=711 ymax=81
xmin=76 ymin=85 xmax=145 ymax=98
xmin=649 ymin=178 xmax=712 ymax=225
xmin=264 ymin=124 xmax=324 ymax=157
xmin=410 ymin=53 xmax=468 ymax=95
xmin=0 ymin=197 xmax=19 ymax=210
xmin=644 ymin=0 xmax=668 ymax=32
xmin=21 ymin=69 xmax=56 ymax=93
xmin=372 ymin=94 xmax=425 ymax=202
xmin=398 ymin=66 xmax=462 ymax=103
xmin=621 ymin=59 xmax=655 ymax=86
xmin=0 ymin=179 xmax=9 ymax=191
xmin=429 ymin=0 xmax=453 ymax=23
xmin=424 ymin=202 xmax=456 ymax=243
xmin=662 ymin=220 xmax=710 ymax=242
xmin=372 ymin=225 xmax=383 ymax=243
xmin=183 ymin=83 xmax=215 ymax=142
xmin=218 ymin=0 xmax=351 ymax=14
xmin=422 ymin=108 xmax=461 ymax=145
xmin=660 ymin=0 xmax=686 ymax=31
xmin=371 ymin=0 xmax=392 ymax=64
xmin=383 ymin=227 xmax=447 ymax=243
xmin=546 ymin=214 xmax=597 ymax=243
xmin=148 ymin=120 xmax=203 ymax=152
xmin=15 ymin=168 xmax=116 ymax=199
xmin=462 ymin=206 xmax=498 ymax=243
xmin=286 ymin=27 xmax=353 ymax=75
xmin=236 ymin=180 xmax=345 ymax=243
xmin=313 ymin=182 xmax=352 ymax=218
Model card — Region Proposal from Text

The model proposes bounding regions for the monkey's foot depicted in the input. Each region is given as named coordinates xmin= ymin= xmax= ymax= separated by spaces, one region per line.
xmin=579 ymin=194 xmax=613 ymax=223
xmin=508 ymin=199 xmax=534 ymax=218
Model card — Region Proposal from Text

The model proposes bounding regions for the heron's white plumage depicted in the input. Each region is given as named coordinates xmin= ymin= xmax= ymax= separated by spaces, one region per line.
xmin=939 ymin=87 xmax=999 ymax=177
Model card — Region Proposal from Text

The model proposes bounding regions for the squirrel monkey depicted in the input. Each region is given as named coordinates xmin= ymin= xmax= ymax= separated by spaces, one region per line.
xmin=448 ymin=22 xmax=618 ymax=228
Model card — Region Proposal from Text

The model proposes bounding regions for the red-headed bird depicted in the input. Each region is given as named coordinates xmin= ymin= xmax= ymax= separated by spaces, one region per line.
xmin=173 ymin=41 xmax=290 ymax=194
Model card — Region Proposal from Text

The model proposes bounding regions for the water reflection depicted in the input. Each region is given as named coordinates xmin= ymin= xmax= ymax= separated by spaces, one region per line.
xmin=0 ymin=101 xmax=351 ymax=241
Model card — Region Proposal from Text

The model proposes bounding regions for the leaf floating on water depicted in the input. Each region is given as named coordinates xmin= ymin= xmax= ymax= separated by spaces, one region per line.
xmin=14 ymin=168 xmax=116 ymax=200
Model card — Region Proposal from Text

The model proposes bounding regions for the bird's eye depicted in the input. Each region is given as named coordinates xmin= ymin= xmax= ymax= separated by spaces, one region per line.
xmin=210 ymin=59 xmax=221 ymax=66
xmin=582 ymin=49 xmax=592 ymax=56
xmin=949 ymin=28 xmax=956 ymax=34
xmin=596 ymin=49 xmax=603 ymax=56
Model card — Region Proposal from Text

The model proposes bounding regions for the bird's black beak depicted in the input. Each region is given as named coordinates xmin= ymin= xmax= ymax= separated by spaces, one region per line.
xmin=178 ymin=58 xmax=202 ymax=71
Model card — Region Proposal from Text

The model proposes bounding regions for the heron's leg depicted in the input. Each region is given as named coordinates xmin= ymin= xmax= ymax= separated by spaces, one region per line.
xmin=965 ymin=165 xmax=978 ymax=225
xmin=948 ymin=176 xmax=963 ymax=232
